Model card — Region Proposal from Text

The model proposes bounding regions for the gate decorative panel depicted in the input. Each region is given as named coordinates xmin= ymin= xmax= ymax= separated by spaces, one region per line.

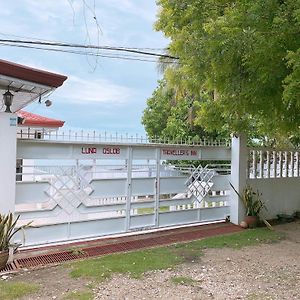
xmin=15 ymin=140 xmax=231 ymax=246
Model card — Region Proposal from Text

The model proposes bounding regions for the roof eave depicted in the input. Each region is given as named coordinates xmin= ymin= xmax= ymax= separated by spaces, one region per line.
xmin=0 ymin=59 xmax=67 ymax=88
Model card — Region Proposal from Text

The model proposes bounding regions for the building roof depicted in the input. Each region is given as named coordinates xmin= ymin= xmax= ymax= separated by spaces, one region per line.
xmin=0 ymin=59 xmax=68 ymax=113
xmin=0 ymin=59 xmax=67 ymax=88
xmin=17 ymin=110 xmax=65 ymax=128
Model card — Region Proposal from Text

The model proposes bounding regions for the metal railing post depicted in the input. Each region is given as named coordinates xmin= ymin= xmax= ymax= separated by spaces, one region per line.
xmin=155 ymin=148 xmax=161 ymax=228
xmin=125 ymin=147 xmax=133 ymax=231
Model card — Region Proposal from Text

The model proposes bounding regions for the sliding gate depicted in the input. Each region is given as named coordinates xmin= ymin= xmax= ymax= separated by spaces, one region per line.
xmin=15 ymin=138 xmax=231 ymax=246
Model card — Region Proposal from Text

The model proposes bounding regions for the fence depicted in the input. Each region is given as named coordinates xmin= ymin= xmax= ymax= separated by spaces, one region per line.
xmin=248 ymin=149 xmax=300 ymax=178
xmin=247 ymin=148 xmax=300 ymax=219
xmin=14 ymin=137 xmax=231 ymax=247
xmin=17 ymin=128 xmax=231 ymax=147
xmin=14 ymin=133 xmax=300 ymax=247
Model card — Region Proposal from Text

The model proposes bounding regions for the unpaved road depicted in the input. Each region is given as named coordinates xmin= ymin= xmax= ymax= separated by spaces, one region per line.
xmin=3 ymin=222 xmax=300 ymax=300
xmin=94 ymin=222 xmax=300 ymax=300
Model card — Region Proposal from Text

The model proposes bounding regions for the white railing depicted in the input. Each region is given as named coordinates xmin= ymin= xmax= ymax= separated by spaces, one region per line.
xmin=17 ymin=128 xmax=231 ymax=147
xmin=248 ymin=149 xmax=300 ymax=179
xmin=16 ymin=163 xmax=195 ymax=182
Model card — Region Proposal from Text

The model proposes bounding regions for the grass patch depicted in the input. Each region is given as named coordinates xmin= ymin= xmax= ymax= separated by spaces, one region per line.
xmin=69 ymin=228 xmax=281 ymax=281
xmin=0 ymin=281 xmax=39 ymax=300
xmin=173 ymin=227 xmax=282 ymax=252
xmin=70 ymin=247 xmax=183 ymax=280
xmin=171 ymin=276 xmax=199 ymax=286
xmin=63 ymin=290 xmax=93 ymax=300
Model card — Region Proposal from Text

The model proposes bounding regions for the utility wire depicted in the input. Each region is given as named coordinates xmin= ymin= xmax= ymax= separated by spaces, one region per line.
xmin=0 ymin=43 xmax=162 ymax=61
xmin=0 ymin=38 xmax=178 ymax=60
xmin=0 ymin=42 xmax=178 ymax=64
xmin=0 ymin=31 xmax=167 ymax=51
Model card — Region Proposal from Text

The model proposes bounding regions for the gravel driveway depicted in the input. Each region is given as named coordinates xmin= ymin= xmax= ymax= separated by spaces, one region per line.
xmin=94 ymin=222 xmax=300 ymax=300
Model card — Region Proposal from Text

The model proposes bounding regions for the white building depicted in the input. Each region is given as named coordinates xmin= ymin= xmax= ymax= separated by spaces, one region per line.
xmin=16 ymin=110 xmax=65 ymax=181
xmin=0 ymin=58 xmax=67 ymax=214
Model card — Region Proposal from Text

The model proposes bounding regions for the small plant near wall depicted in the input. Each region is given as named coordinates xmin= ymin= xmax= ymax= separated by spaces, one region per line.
xmin=0 ymin=213 xmax=31 ymax=270
xmin=241 ymin=186 xmax=265 ymax=218
xmin=230 ymin=184 xmax=266 ymax=228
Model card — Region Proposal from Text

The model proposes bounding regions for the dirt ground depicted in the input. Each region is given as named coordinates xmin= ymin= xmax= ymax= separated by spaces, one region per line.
xmin=2 ymin=222 xmax=300 ymax=300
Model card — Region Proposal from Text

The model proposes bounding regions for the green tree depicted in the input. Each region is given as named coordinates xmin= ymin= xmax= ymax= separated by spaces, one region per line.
xmin=155 ymin=0 xmax=300 ymax=142
xmin=142 ymin=79 xmax=224 ymax=142
xmin=142 ymin=79 xmax=172 ymax=138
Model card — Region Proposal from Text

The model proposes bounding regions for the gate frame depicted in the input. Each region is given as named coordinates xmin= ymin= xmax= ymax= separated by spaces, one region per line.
xmin=13 ymin=137 xmax=232 ymax=246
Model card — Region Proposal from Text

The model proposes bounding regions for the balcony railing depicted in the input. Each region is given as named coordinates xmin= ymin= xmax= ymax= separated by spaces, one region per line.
xmin=17 ymin=128 xmax=231 ymax=147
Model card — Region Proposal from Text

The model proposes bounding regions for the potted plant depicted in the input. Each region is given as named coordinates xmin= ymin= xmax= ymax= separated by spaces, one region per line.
xmin=242 ymin=186 xmax=266 ymax=227
xmin=230 ymin=184 xmax=266 ymax=228
xmin=0 ymin=213 xmax=31 ymax=270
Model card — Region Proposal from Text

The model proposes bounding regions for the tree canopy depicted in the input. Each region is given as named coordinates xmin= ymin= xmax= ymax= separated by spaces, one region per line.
xmin=142 ymin=79 xmax=225 ymax=142
xmin=153 ymin=0 xmax=300 ymax=141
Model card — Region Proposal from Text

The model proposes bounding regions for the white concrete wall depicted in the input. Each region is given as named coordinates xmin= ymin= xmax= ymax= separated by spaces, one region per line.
xmin=0 ymin=113 xmax=17 ymax=214
xmin=247 ymin=178 xmax=300 ymax=219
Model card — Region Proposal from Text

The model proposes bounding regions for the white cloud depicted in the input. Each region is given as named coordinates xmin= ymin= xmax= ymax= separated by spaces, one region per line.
xmin=72 ymin=0 xmax=168 ymax=51
xmin=102 ymin=0 xmax=157 ymax=22
xmin=0 ymin=0 xmax=101 ymax=42
xmin=56 ymin=76 xmax=134 ymax=104
xmin=23 ymin=0 xmax=71 ymax=22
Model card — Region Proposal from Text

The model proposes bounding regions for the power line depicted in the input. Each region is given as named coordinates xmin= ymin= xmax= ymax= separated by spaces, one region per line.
xmin=0 ymin=38 xmax=178 ymax=60
xmin=0 ymin=31 xmax=167 ymax=51
xmin=0 ymin=42 xmax=178 ymax=64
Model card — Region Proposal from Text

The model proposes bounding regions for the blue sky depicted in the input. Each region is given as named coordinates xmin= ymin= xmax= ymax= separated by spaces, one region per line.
xmin=0 ymin=0 xmax=168 ymax=135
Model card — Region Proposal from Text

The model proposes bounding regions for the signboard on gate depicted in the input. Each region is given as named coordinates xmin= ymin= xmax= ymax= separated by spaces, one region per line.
xmin=73 ymin=145 xmax=127 ymax=159
xmin=81 ymin=147 xmax=121 ymax=155
xmin=161 ymin=148 xmax=201 ymax=160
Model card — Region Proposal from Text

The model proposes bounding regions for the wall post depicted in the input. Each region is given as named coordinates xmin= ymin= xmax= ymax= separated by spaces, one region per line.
xmin=0 ymin=113 xmax=17 ymax=214
xmin=230 ymin=134 xmax=247 ymax=224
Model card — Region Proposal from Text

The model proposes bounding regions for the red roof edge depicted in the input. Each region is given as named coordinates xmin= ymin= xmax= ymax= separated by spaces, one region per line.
xmin=17 ymin=110 xmax=65 ymax=128
xmin=0 ymin=59 xmax=67 ymax=88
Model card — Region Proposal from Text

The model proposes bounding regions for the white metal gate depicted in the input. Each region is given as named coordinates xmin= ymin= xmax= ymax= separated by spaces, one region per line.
xmin=15 ymin=134 xmax=231 ymax=247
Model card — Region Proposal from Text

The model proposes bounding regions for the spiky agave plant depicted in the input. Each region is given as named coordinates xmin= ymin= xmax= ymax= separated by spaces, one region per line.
xmin=0 ymin=213 xmax=31 ymax=252
xmin=230 ymin=184 xmax=266 ymax=217
xmin=241 ymin=186 xmax=265 ymax=216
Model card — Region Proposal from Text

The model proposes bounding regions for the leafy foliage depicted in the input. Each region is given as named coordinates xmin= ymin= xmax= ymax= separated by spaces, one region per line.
xmin=0 ymin=213 xmax=31 ymax=251
xmin=231 ymin=184 xmax=266 ymax=216
xmin=142 ymin=79 xmax=173 ymax=138
xmin=142 ymin=79 xmax=226 ymax=141
xmin=241 ymin=187 xmax=265 ymax=217
xmin=155 ymin=0 xmax=300 ymax=140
